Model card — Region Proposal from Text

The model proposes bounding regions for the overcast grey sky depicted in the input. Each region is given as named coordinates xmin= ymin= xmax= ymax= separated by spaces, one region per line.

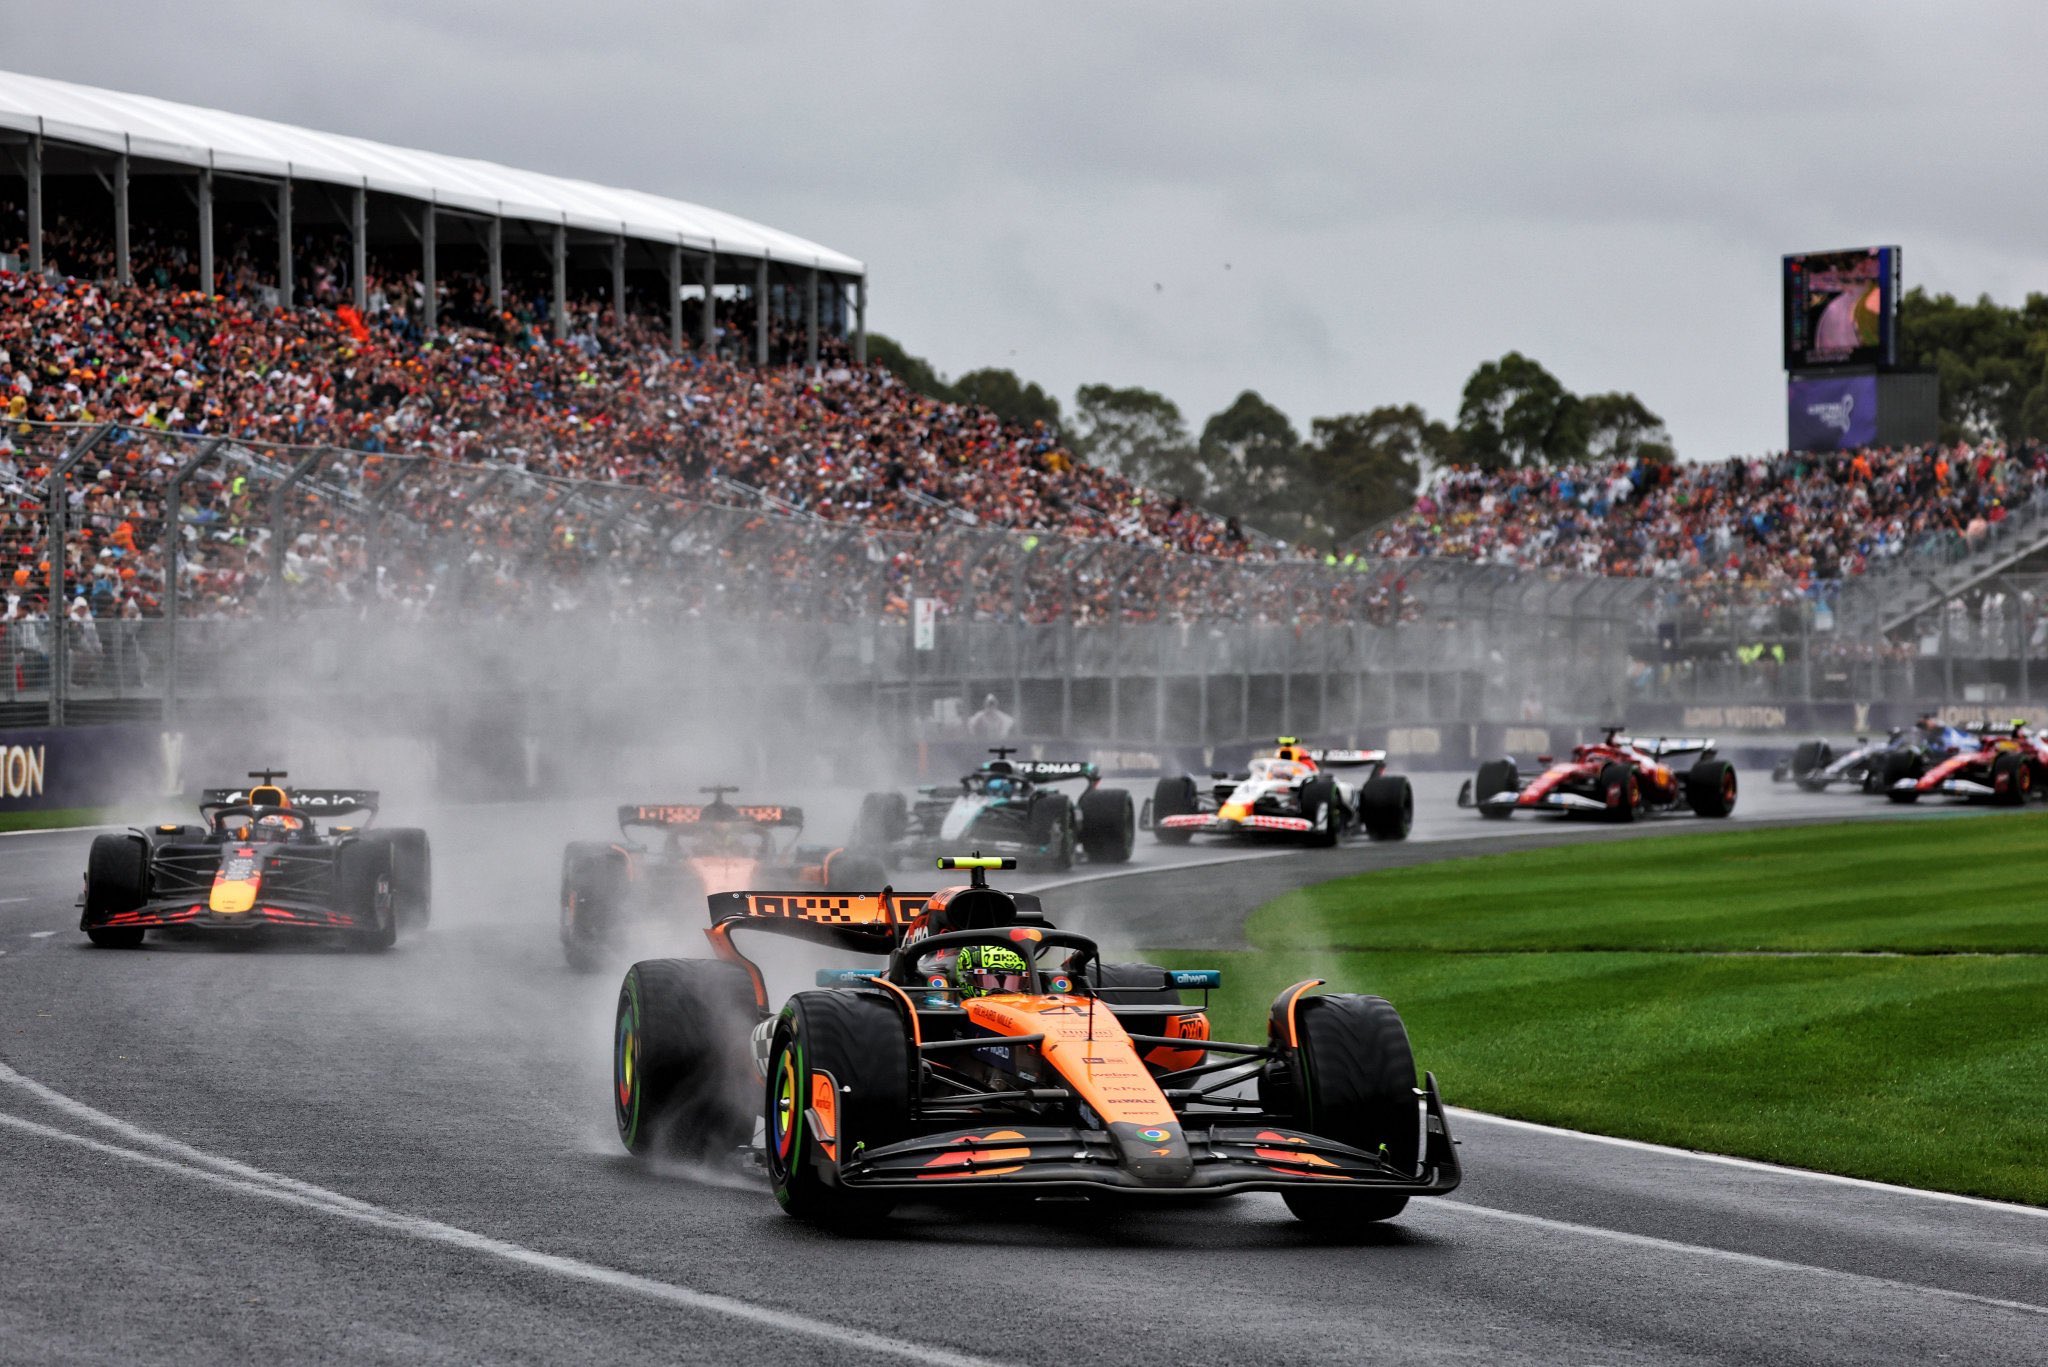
xmin=9 ymin=2 xmax=2046 ymax=460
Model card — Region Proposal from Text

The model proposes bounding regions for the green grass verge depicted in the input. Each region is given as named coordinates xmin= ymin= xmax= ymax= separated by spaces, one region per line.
xmin=1153 ymin=813 xmax=2048 ymax=1205
xmin=0 ymin=807 xmax=108 ymax=833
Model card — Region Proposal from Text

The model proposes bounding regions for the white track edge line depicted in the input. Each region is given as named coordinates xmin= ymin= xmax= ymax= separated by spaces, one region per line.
xmin=1448 ymin=1108 xmax=2048 ymax=1219
xmin=0 ymin=1105 xmax=1007 ymax=1367
xmin=1435 ymin=1199 xmax=2048 ymax=1318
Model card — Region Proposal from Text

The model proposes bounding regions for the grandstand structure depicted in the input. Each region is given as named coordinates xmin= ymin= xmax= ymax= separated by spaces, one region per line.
xmin=0 ymin=69 xmax=864 ymax=361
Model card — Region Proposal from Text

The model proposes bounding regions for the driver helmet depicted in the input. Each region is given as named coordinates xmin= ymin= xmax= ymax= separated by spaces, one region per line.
xmin=984 ymin=775 xmax=1012 ymax=797
xmin=950 ymin=944 xmax=1030 ymax=999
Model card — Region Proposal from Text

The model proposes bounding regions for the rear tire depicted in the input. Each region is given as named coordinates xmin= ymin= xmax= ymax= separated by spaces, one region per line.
xmin=1027 ymin=792 xmax=1074 ymax=872
xmin=1790 ymin=740 xmax=1831 ymax=791
xmin=1991 ymin=752 xmax=2031 ymax=807
xmin=561 ymin=841 xmax=624 ymax=973
xmin=1300 ymin=776 xmax=1341 ymax=847
xmin=365 ymin=828 xmax=432 ymax=929
xmin=824 ymin=852 xmax=888 ymax=892
xmin=614 ymin=957 xmax=759 ymax=1161
xmin=82 ymin=833 xmax=148 ymax=945
xmin=1599 ymin=762 xmax=1638 ymax=823
xmin=337 ymin=839 xmax=397 ymax=951
xmin=1685 ymin=759 xmax=1738 ymax=818
xmin=1151 ymin=775 xmax=1197 ymax=845
xmin=767 ymin=990 xmax=912 ymax=1222
xmin=1358 ymin=775 xmax=1413 ymax=841
xmin=853 ymin=791 xmax=908 ymax=851
xmin=1474 ymin=759 xmax=1518 ymax=819
xmin=1077 ymin=787 xmax=1136 ymax=864
xmin=1262 ymin=994 xmax=1419 ymax=1226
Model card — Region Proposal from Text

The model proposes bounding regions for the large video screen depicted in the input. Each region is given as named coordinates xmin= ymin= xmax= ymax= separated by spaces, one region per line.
xmin=1783 ymin=246 xmax=1898 ymax=371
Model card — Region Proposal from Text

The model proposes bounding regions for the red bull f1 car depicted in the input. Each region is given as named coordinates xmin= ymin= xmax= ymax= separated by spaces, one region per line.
xmin=560 ymin=788 xmax=886 ymax=971
xmin=1144 ymin=738 xmax=1413 ymax=845
xmin=78 ymin=771 xmax=431 ymax=950
xmin=1459 ymin=727 xmax=1737 ymax=822
xmin=853 ymin=750 xmax=1136 ymax=872
xmin=611 ymin=856 xmax=1459 ymax=1225
xmin=1885 ymin=720 xmax=2048 ymax=805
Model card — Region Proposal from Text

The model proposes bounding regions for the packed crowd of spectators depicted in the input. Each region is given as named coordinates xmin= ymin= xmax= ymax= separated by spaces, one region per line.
xmin=1373 ymin=446 xmax=2047 ymax=587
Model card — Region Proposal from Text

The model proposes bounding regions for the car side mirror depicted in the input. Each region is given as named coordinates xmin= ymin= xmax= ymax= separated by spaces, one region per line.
xmin=1536 ymin=754 xmax=1553 ymax=765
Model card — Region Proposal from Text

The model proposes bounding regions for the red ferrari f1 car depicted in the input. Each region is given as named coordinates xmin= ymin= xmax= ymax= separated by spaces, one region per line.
xmin=611 ymin=857 xmax=1460 ymax=1226
xmin=1459 ymin=727 xmax=1738 ymax=822
xmin=1885 ymin=719 xmax=2048 ymax=806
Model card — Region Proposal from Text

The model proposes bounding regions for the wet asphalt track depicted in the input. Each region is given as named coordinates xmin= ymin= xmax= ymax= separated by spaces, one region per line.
xmin=1 ymin=775 xmax=2044 ymax=1365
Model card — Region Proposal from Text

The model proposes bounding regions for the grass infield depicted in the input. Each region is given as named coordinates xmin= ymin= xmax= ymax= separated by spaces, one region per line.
xmin=0 ymin=807 xmax=108 ymax=833
xmin=1154 ymin=814 xmax=2048 ymax=1205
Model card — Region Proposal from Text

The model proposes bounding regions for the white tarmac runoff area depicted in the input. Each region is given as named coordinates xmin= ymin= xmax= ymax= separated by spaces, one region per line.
xmin=0 ymin=773 xmax=2042 ymax=1364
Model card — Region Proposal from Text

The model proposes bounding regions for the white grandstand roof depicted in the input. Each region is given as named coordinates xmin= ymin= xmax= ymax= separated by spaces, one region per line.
xmin=0 ymin=69 xmax=862 ymax=275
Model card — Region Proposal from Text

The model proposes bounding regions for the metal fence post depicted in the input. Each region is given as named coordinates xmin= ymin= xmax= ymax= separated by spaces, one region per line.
xmin=43 ymin=423 xmax=113 ymax=725
xmin=268 ymin=448 xmax=329 ymax=615
xmin=162 ymin=438 xmax=224 ymax=729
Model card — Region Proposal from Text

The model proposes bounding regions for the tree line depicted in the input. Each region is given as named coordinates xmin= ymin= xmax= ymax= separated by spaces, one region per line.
xmin=1897 ymin=288 xmax=2048 ymax=444
xmin=866 ymin=334 xmax=1673 ymax=548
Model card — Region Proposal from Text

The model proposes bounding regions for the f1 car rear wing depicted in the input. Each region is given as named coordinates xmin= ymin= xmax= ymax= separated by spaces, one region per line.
xmin=1633 ymin=737 xmax=1716 ymax=757
xmin=1006 ymin=760 xmax=1099 ymax=783
xmin=619 ymin=803 xmax=803 ymax=832
xmin=1306 ymin=748 xmax=1387 ymax=766
xmin=199 ymin=787 xmax=379 ymax=816
xmin=704 ymin=887 xmax=1048 ymax=955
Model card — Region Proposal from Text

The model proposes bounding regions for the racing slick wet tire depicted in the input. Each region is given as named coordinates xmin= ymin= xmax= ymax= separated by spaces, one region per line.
xmin=1882 ymin=749 xmax=1925 ymax=801
xmin=1027 ymin=792 xmax=1075 ymax=872
xmin=1599 ymin=762 xmax=1639 ymax=824
xmin=1358 ymin=775 xmax=1413 ymax=841
xmin=767 ymin=989 xmax=912 ymax=1223
xmin=1151 ymin=776 xmax=1198 ymax=845
xmin=1791 ymin=740 xmax=1833 ymax=792
xmin=1078 ymin=787 xmax=1137 ymax=864
xmin=852 ymin=791 xmax=909 ymax=853
xmin=1261 ymin=993 xmax=1419 ymax=1225
xmin=1300 ymin=777 xmax=1342 ymax=847
xmin=615 ymin=958 xmax=760 ymax=1162
xmin=561 ymin=841 xmax=625 ymax=974
xmin=83 ymin=833 xmax=148 ymax=948
xmin=1991 ymin=752 xmax=2031 ymax=807
xmin=337 ymin=838 xmax=398 ymax=951
xmin=1474 ymin=760 xmax=1518 ymax=819
xmin=1685 ymin=759 xmax=1739 ymax=818
xmin=364 ymin=828 xmax=432 ymax=929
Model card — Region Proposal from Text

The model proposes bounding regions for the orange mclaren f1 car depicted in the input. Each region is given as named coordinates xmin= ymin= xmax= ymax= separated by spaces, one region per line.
xmin=611 ymin=856 xmax=1460 ymax=1225
xmin=560 ymin=787 xmax=885 ymax=971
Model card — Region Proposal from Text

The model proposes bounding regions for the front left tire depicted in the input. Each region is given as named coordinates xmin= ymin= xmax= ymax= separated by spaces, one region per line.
xmin=766 ymin=990 xmax=912 ymax=1222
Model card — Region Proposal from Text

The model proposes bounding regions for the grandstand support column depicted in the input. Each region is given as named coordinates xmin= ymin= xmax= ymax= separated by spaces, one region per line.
xmin=612 ymin=235 xmax=626 ymax=327
xmin=667 ymin=243 xmax=683 ymax=351
xmin=487 ymin=215 xmax=503 ymax=313
xmin=162 ymin=438 xmax=224 ymax=732
xmin=806 ymin=267 xmax=819 ymax=368
xmin=24 ymin=134 xmax=42 ymax=273
xmin=113 ymin=153 xmax=131 ymax=287
xmin=350 ymin=187 xmax=367 ymax=312
xmin=422 ymin=205 xmax=437 ymax=333
xmin=700 ymin=249 xmax=716 ymax=351
xmin=197 ymin=168 xmax=214 ymax=296
xmin=277 ymin=178 xmax=294 ymax=308
xmin=552 ymin=223 xmax=568 ymax=337
xmin=854 ymin=275 xmax=867 ymax=364
xmin=755 ymin=257 xmax=769 ymax=365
